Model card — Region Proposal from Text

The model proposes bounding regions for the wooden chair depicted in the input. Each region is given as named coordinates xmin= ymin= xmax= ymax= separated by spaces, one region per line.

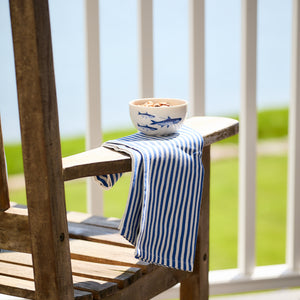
xmin=0 ymin=1 xmax=239 ymax=299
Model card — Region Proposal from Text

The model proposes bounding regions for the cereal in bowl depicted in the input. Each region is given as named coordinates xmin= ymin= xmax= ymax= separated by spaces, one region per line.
xmin=141 ymin=101 xmax=170 ymax=107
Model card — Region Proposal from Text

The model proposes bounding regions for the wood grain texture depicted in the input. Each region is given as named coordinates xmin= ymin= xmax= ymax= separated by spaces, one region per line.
xmin=104 ymin=267 xmax=191 ymax=300
xmin=0 ymin=251 xmax=141 ymax=290
xmin=0 ymin=208 xmax=31 ymax=252
xmin=0 ymin=251 xmax=33 ymax=266
xmin=0 ymin=118 xmax=9 ymax=211
xmin=70 ymin=239 xmax=153 ymax=273
xmin=0 ymin=255 xmax=107 ymax=299
xmin=0 ymin=273 xmax=92 ymax=300
xmin=63 ymin=116 xmax=238 ymax=181
xmin=0 ymin=275 xmax=35 ymax=299
xmin=71 ymin=260 xmax=142 ymax=289
xmin=185 ymin=116 xmax=239 ymax=146
xmin=0 ymin=261 xmax=34 ymax=281
xmin=73 ymin=276 xmax=117 ymax=300
xmin=9 ymin=0 xmax=73 ymax=299
xmin=63 ymin=147 xmax=131 ymax=181
xmin=73 ymin=289 xmax=93 ymax=300
xmin=68 ymin=222 xmax=133 ymax=248
xmin=180 ymin=145 xmax=210 ymax=299
xmin=67 ymin=211 xmax=121 ymax=230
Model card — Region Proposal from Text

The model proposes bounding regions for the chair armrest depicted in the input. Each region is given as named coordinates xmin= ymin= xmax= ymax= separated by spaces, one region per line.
xmin=62 ymin=116 xmax=238 ymax=181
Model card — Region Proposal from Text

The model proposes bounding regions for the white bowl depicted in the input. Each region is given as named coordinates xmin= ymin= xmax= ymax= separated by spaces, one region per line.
xmin=129 ymin=98 xmax=188 ymax=136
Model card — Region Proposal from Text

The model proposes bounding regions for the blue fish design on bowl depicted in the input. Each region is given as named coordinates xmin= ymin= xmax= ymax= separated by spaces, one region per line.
xmin=150 ymin=116 xmax=182 ymax=128
xmin=129 ymin=98 xmax=187 ymax=136
xmin=137 ymin=123 xmax=158 ymax=131
xmin=138 ymin=111 xmax=156 ymax=119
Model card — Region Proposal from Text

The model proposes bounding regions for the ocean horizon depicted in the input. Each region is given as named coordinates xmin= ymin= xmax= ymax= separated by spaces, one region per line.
xmin=0 ymin=0 xmax=292 ymax=143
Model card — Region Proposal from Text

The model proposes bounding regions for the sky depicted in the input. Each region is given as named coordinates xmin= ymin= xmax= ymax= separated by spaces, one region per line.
xmin=0 ymin=0 xmax=292 ymax=142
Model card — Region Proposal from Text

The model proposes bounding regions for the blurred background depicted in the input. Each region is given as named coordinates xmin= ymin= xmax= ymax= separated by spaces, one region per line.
xmin=0 ymin=0 xmax=291 ymax=142
xmin=0 ymin=0 xmax=296 ymax=298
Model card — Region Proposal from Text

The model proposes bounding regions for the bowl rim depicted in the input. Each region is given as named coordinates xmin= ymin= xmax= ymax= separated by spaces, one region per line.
xmin=129 ymin=98 xmax=188 ymax=108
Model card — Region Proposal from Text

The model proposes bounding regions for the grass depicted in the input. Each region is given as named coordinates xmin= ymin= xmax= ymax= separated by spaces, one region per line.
xmin=209 ymin=155 xmax=287 ymax=270
xmin=256 ymin=155 xmax=287 ymax=266
xmin=210 ymin=158 xmax=239 ymax=270
xmin=216 ymin=106 xmax=288 ymax=144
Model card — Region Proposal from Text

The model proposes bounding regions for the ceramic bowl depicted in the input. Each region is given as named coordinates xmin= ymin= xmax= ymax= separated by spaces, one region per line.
xmin=129 ymin=98 xmax=188 ymax=136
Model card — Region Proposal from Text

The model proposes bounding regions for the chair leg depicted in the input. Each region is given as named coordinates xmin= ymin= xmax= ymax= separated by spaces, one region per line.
xmin=180 ymin=145 xmax=210 ymax=300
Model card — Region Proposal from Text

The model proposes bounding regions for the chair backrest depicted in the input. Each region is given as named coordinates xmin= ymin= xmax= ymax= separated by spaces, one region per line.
xmin=0 ymin=117 xmax=9 ymax=212
xmin=0 ymin=1 xmax=74 ymax=299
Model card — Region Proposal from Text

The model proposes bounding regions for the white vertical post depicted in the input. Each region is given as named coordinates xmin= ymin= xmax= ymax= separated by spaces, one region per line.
xmin=189 ymin=0 xmax=205 ymax=116
xmin=287 ymin=0 xmax=300 ymax=272
xmin=238 ymin=0 xmax=257 ymax=275
xmin=138 ymin=0 xmax=154 ymax=98
xmin=85 ymin=0 xmax=103 ymax=215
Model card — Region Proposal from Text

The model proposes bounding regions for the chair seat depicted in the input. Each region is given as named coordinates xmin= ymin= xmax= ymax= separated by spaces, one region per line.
xmin=0 ymin=206 xmax=190 ymax=300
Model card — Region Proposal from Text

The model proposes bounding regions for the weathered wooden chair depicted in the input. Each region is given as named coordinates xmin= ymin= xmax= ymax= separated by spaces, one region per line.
xmin=0 ymin=1 xmax=238 ymax=299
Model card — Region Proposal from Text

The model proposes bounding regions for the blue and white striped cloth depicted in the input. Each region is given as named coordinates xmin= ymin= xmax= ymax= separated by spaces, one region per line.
xmin=96 ymin=125 xmax=204 ymax=271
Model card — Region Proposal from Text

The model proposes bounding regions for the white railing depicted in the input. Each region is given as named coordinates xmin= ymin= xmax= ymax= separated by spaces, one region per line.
xmin=189 ymin=0 xmax=205 ymax=116
xmin=238 ymin=0 xmax=257 ymax=277
xmin=85 ymin=0 xmax=103 ymax=215
xmin=85 ymin=0 xmax=300 ymax=297
xmin=138 ymin=0 xmax=154 ymax=98
xmin=287 ymin=0 xmax=300 ymax=274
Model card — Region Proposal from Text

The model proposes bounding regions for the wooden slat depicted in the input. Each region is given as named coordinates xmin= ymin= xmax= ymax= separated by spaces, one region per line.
xmin=63 ymin=147 xmax=131 ymax=181
xmin=6 ymin=205 xmax=27 ymax=215
xmin=189 ymin=0 xmax=205 ymax=116
xmin=73 ymin=276 xmax=118 ymax=299
xmin=0 ymin=251 xmax=32 ymax=266
xmin=67 ymin=211 xmax=121 ymax=230
xmin=0 ymin=274 xmax=92 ymax=300
xmin=9 ymin=0 xmax=74 ymax=299
xmin=70 ymin=239 xmax=153 ymax=273
xmin=0 ymin=212 xmax=146 ymax=295
xmin=0 ymin=118 xmax=9 ymax=211
xmin=287 ymin=0 xmax=300 ymax=272
xmin=72 ymin=260 xmax=142 ymax=289
xmin=0 ymin=261 xmax=34 ymax=281
xmin=0 ymin=257 xmax=114 ymax=299
xmin=238 ymin=0 xmax=257 ymax=276
xmin=63 ymin=116 xmax=239 ymax=181
xmin=0 ymin=275 xmax=35 ymax=299
xmin=0 ymin=250 xmax=141 ymax=290
xmin=69 ymin=222 xmax=134 ymax=248
xmin=74 ymin=290 xmax=93 ymax=300
xmin=0 ymin=275 xmax=92 ymax=300
xmin=0 ymin=208 xmax=31 ymax=253
xmin=185 ymin=117 xmax=239 ymax=146
xmin=103 ymin=267 xmax=190 ymax=300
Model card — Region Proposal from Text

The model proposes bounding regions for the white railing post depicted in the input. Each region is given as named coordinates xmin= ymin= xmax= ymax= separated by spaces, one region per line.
xmin=238 ymin=0 xmax=257 ymax=276
xmin=138 ymin=0 xmax=153 ymax=98
xmin=189 ymin=0 xmax=205 ymax=116
xmin=287 ymin=0 xmax=300 ymax=272
xmin=85 ymin=0 xmax=103 ymax=215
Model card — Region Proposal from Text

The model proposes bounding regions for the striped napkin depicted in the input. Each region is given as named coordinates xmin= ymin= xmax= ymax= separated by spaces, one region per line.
xmin=96 ymin=125 xmax=204 ymax=271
